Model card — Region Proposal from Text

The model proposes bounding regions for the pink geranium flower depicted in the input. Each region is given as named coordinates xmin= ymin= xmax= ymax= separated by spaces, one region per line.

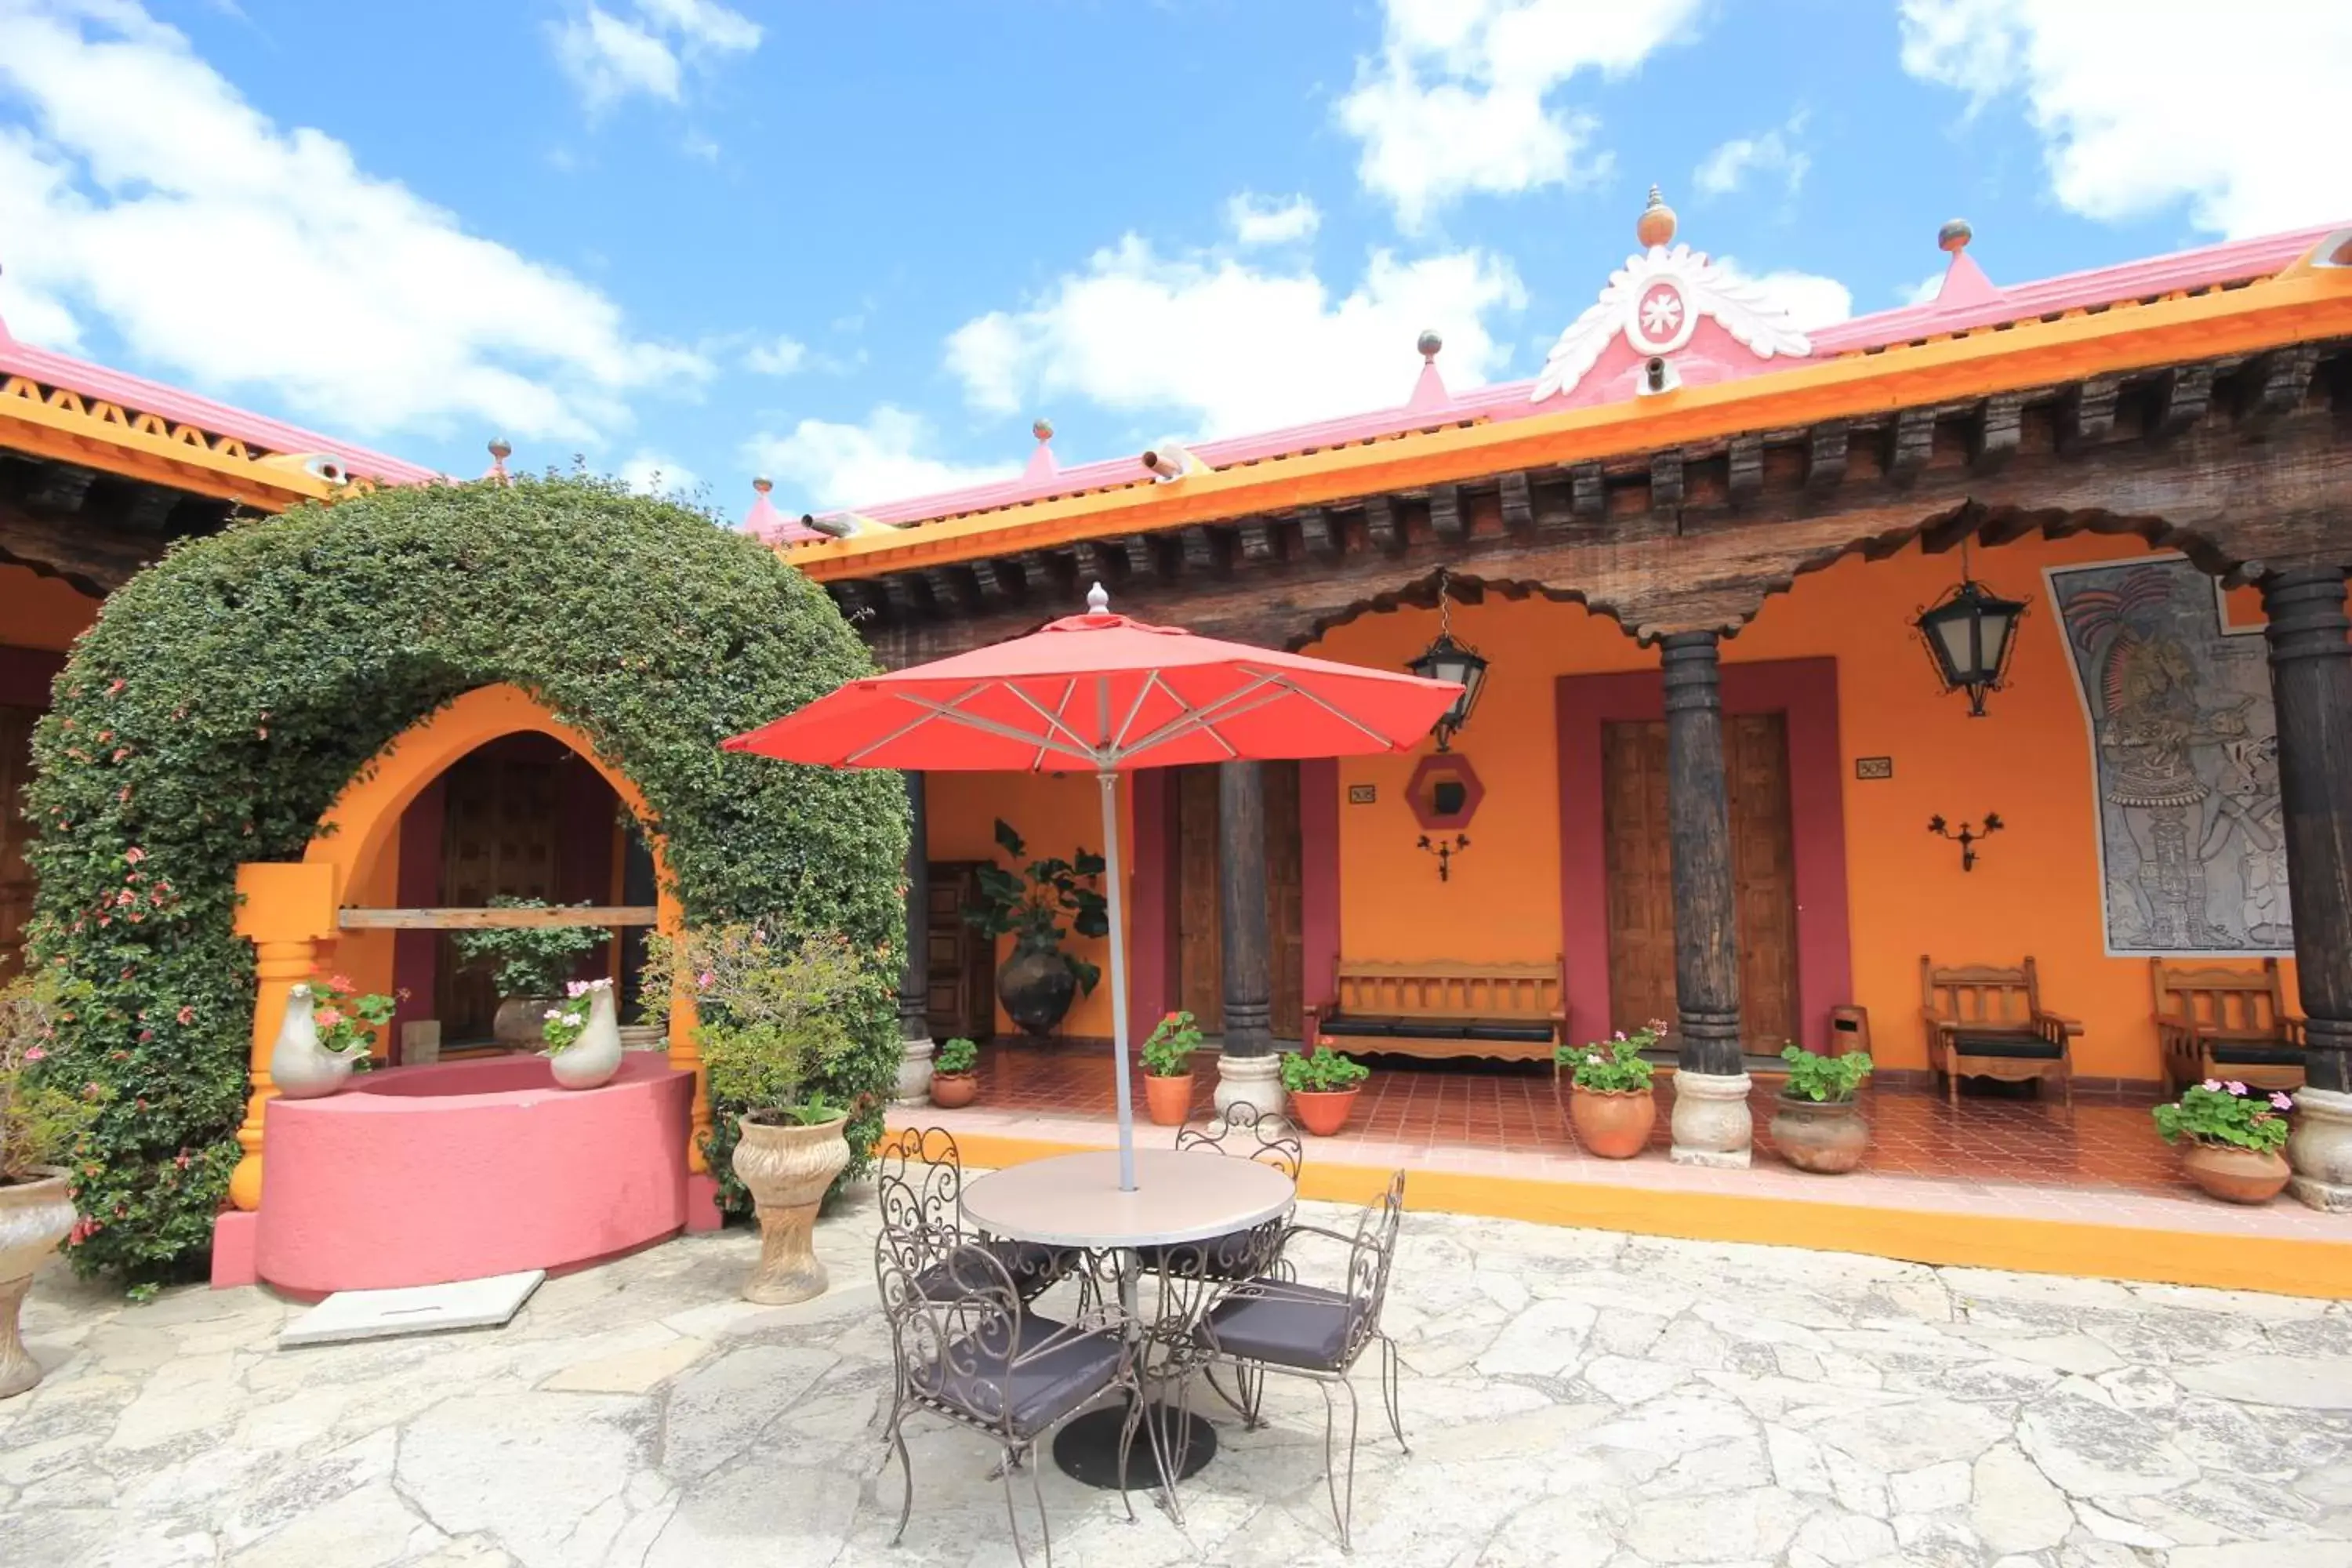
xmin=2201 ymin=1079 xmax=2223 ymax=1092
xmin=2272 ymin=1092 xmax=2295 ymax=1111
xmin=2226 ymin=1080 xmax=2249 ymax=1096
xmin=315 ymin=1007 xmax=344 ymax=1028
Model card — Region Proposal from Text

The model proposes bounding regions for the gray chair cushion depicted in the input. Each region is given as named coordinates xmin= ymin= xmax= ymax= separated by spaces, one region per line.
xmin=1951 ymin=1033 xmax=2063 ymax=1061
xmin=917 ymin=1237 xmax=1072 ymax=1301
xmin=916 ymin=1313 xmax=1123 ymax=1437
xmin=1199 ymin=1283 xmax=1360 ymax=1372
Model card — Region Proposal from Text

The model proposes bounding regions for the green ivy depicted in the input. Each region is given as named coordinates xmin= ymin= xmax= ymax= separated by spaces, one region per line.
xmin=24 ymin=476 xmax=908 ymax=1283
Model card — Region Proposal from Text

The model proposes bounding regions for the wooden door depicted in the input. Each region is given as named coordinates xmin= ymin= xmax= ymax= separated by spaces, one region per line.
xmin=1174 ymin=763 xmax=1305 ymax=1040
xmin=435 ymin=742 xmax=562 ymax=1039
xmin=1601 ymin=716 xmax=1801 ymax=1051
xmin=925 ymin=861 xmax=995 ymax=1041
xmin=0 ymin=706 xmax=34 ymax=981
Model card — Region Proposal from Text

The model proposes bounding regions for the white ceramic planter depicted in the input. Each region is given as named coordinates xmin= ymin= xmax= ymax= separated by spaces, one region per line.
xmin=549 ymin=984 xmax=623 ymax=1091
xmin=0 ymin=1167 xmax=76 ymax=1399
xmin=270 ymin=985 xmax=355 ymax=1100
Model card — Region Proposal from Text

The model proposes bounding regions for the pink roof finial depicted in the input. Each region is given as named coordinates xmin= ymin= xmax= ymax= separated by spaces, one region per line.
xmin=1931 ymin=218 xmax=2005 ymax=309
xmin=485 ymin=437 xmax=513 ymax=485
xmin=1023 ymin=418 xmax=1060 ymax=483
xmin=745 ymin=476 xmax=828 ymax=545
xmin=1405 ymin=329 xmax=1452 ymax=415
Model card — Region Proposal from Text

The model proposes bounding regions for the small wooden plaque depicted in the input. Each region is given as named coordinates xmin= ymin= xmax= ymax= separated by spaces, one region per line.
xmin=1347 ymin=784 xmax=1377 ymax=805
xmin=1854 ymin=757 xmax=1894 ymax=781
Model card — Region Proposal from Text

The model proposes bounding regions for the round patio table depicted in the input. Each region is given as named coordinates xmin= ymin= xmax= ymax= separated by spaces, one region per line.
xmin=960 ymin=1148 xmax=1295 ymax=1490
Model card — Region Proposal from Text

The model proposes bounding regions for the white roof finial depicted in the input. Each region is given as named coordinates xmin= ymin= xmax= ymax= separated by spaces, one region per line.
xmin=1087 ymin=582 xmax=1110 ymax=614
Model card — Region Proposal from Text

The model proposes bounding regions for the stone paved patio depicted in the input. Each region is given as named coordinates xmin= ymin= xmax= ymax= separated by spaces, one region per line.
xmin=6 ymin=1184 xmax=2352 ymax=1567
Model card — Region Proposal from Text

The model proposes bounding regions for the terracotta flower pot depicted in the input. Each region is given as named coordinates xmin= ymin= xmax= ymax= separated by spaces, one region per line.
xmin=1145 ymin=1072 xmax=1195 ymax=1127
xmin=1569 ymin=1087 xmax=1655 ymax=1160
xmin=0 ymin=1167 xmax=75 ymax=1400
xmin=729 ymin=1113 xmax=852 ymax=1304
xmin=1769 ymin=1093 xmax=1869 ymax=1174
xmin=929 ymin=1072 xmax=978 ymax=1109
xmin=2181 ymin=1140 xmax=2290 ymax=1205
xmin=1290 ymin=1088 xmax=1359 ymax=1137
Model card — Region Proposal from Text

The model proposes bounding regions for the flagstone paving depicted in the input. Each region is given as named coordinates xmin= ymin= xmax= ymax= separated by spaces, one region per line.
xmin=5 ymin=1185 xmax=2352 ymax=1567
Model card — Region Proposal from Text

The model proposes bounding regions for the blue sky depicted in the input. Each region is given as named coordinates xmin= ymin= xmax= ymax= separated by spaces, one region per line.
xmin=2 ymin=0 xmax=2347 ymax=522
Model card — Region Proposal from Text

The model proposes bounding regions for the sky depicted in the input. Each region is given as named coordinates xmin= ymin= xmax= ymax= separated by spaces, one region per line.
xmin=2 ymin=0 xmax=2348 ymax=524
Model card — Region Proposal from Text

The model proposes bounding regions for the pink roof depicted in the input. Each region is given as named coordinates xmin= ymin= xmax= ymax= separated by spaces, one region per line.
xmin=0 ymin=321 xmax=439 ymax=487
xmin=830 ymin=222 xmax=2344 ymax=532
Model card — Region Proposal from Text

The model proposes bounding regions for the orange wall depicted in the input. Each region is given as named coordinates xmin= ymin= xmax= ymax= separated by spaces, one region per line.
xmin=1 ymin=565 xmax=102 ymax=652
xmin=1312 ymin=534 xmax=2299 ymax=1080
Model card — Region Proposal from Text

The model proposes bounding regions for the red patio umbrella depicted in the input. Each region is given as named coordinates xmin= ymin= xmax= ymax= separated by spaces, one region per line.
xmin=724 ymin=584 xmax=1462 ymax=1189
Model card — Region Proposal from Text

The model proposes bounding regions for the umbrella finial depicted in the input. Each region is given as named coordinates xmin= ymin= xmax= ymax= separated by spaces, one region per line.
xmin=1087 ymin=582 xmax=1110 ymax=614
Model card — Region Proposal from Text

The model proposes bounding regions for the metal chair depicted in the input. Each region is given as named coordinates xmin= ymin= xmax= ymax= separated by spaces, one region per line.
xmin=874 ymin=1226 xmax=1141 ymax=1567
xmin=1138 ymin=1102 xmax=1305 ymax=1281
xmin=875 ymin=1126 xmax=1075 ymax=1301
xmin=1189 ymin=1170 xmax=1410 ymax=1551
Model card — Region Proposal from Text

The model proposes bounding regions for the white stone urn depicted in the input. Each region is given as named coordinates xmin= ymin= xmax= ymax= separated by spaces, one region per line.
xmin=894 ymin=1035 xmax=935 ymax=1105
xmin=269 ymin=984 xmax=356 ymax=1101
xmin=547 ymin=982 xmax=623 ymax=1091
xmin=0 ymin=1167 xmax=76 ymax=1399
xmin=729 ymin=1112 xmax=851 ymax=1305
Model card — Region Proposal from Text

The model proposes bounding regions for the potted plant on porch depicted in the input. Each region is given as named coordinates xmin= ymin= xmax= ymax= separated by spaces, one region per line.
xmin=1770 ymin=1043 xmax=1875 ymax=1174
xmin=1557 ymin=1023 xmax=1661 ymax=1159
xmin=1283 ymin=1047 xmax=1370 ymax=1136
xmin=648 ymin=924 xmax=864 ymax=1303
xmin=451 ymin=897 xmax=605 ymax=1048
xmin=2154 ymin=1079 xmax=2293 ymax=1204
xmin=961 ymin=819 xmax=1109 ymax=1037
xmin=929 ymin=1036 xmax=980 ymax=1109
xmin=1142 ymin=1010 xmax=1201 ymax=1125
xmin=1 ymin=972 xmax=100 ymax=1399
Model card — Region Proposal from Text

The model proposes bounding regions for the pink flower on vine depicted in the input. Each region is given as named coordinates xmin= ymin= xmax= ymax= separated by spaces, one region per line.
xmin=176 ymin=1006 xmax=195 ymax=1025
xmin=698 ymin=971 xmax=714 ymax=989
xmin=123 ymin=847 xmax=147 ymax=865
xmin=107 ymin=679 xmax=125 ymax=695
xmin=315 ymin=1007 xmax=344 ymax=1028
xmin=23 ymin=1047 xmax=45 ymax=1062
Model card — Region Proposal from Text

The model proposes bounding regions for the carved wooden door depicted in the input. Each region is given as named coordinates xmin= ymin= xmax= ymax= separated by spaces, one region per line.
xmin=1602 ymin=720 xmax=1677 ymax=1037
xmin=924 ymin=861 xmax=996 ymax=1041
xmin=0 ymin=706 xmax=34 ymax=981
xmin=435 ymin=744 xmax=561 ymax=1040
xmin=1174 ymin=763 xmax=1305 ymax=1040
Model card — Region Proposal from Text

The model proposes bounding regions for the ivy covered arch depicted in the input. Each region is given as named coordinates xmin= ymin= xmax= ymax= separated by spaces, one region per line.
xmin=27 ymin=477 xmax=907 ymax=1281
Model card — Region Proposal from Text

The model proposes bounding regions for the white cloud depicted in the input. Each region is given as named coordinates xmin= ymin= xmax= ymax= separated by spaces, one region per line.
xmin=1337 ymin=0 xmax=1705 ymax=228
xmin=619 ymin=451 xmax=699 ymax=497
xmin=1900 ymin=270 xmax=1945 ymax=307
xmin=944 ymin=235 xmax=1527 ymax=440
xmin=550 ymin=0 xmax=760 ymax=112
xmin=1714 ymin=260 xmax=1854 ymax=332
xmin=1226 ymin=193 xmax=1322 ymax=247
xmin=743 ymin=406 xmax=1018 ymax=512
xmin=1899 ymin=0 xmax=2352 ymax=238
xmin=0 ymin=259 xmax=82 ymax=351
xmin=0 ymin=1 xmax=709 ymax=442
xmin=1693 ymin=116 xmax=1809 ymax=199
xmin=742 ymin=334 xmax=808 ymax=376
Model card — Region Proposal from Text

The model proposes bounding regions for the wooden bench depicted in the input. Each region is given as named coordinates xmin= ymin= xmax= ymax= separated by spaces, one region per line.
xmin=1306 ymin=960 xmax=1566 ymax=1064
xmin=1920 ymin=956 xmax=2081 ymax=1112
xmin=2153 ymin=958 xmax=2305 ymax=1094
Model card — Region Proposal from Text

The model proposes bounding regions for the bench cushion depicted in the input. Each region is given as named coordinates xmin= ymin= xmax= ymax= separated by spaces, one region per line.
xmin=1322 ymin=1014 xmax=1554 ymax=1044
xmin=2205 ymin=1042 xmax=2305 ymax=1067
xmin=1950 ymin=1033 xmax=2063 ymax=1061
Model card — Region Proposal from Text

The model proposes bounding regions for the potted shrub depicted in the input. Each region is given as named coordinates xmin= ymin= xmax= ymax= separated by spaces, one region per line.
xmin=930 ymin=1036 xmax=980 ymax=1109
xmin=1282 ymin=1047 xmax=1370 ymax=1136
xmin=2155 ymin=1079 xmax=2293 ymax=1204
xmin=648 ymin=924 xmax=864 ymax=1303
xmin=270 ymin=971 xmax=400 ymax=1099
xmin=1142 ymin=1011 xmax=1201 ymax=1126
xmin=1557 ymin=1023 xmax=1661 ymax=1160
xmin=962 ymin=819 xmax=1108 ymax=1037
xmin=452 ymin=897 xmax=605 ymax=1048
xmin=2 ymin=972 xmax=99 ymax=1399
xmin=1771 ymin=1043 xmax=1875 ymax=1174
xmin=540 ymin=978 xmax=623 ymax=1091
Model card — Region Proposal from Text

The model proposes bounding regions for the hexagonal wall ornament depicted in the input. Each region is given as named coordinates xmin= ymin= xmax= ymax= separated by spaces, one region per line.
xmin=1406 ymin=752 xmax=1484 ymax=832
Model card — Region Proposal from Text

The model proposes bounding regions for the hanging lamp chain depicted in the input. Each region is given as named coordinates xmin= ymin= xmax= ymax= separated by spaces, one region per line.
xmin=1436 ymin=566 xmax=1455 ymax=641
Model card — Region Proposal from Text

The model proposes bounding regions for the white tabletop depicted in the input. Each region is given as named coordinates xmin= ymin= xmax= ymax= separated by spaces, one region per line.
xmin=961 ymin=1149 xmax=1296 ymax=1250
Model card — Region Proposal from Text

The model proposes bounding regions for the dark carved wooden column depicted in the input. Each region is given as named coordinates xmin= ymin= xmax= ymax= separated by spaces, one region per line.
xmin=895 ymin=770 xmax=935 ymax=1102
xmin=2263 ymin=568 xmax=2352 ymax=1209
xmin=1660 ymin=632 xmax=1753 ymax=1166
xmin=1214 ymin=760 xmax=1284 ymax=1117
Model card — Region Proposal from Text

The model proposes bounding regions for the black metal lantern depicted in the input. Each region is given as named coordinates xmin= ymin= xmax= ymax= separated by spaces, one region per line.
xmin=1407 ymin=571 xmax=1489 ymax=751
xmin=1914 ymin=543 xmax=2026 ymax=717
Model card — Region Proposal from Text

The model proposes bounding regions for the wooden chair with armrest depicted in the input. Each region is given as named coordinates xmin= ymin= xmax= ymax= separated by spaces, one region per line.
xmin=2152 ymin=958 xmax=2305 ymax=1095
xmin=1919 ymin=956 xmax=2082 ymax=1112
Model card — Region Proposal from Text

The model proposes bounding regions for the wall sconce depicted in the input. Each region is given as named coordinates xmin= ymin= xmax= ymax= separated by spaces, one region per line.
xmin=1417 ymin=833 xmax=1469 ymax=882
xmin=1928 ymin=812 xmax=2002 ymax=871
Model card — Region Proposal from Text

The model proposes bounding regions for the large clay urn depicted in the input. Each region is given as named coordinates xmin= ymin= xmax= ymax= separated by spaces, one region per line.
xmin=1769 ymin=1094 xmax=1870 ymax=1174
xmin=729 ymin=1112 xmax=852 ymax=1304
xmin=0 ymin=1167 xmax=75 ymax=1399
xmin=494 ymin=996 xmax=561 ymax=1051
xmin=996 ymin=944 xmax=1077 ymax=1038
xmin=1569 ymin=1087 xmax=1656 ymax=1160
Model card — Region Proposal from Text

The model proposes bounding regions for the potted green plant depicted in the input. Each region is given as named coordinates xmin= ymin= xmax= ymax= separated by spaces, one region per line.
xmin=1282 ymin=1047 xmax=1370 ymax=1136
xmin=962 ymin=819 xmax=1108 ymax=1037
xmin=647 ymin=924 xmax=865 ymax=1303
xmin=1770 ymin=1043 xmax=1875 ymax=1174
xmin=2154 ymin=1080 xmax=2293 ymax=1204
xmin=1557 ymin=1023 xmax=1661 ymax=1159
xmin=1143 ymin=1011 xmax=1202 ymax=1126
xmin=451 ymin=897 xmax=605 ymax=1047
xmin=2 ymin=972 xmax=100 ymax=1399
xmin=930 ymin=1036 xmax=980 ymax=1109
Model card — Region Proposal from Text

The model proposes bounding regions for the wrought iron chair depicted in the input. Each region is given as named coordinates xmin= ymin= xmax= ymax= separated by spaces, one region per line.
xmin=1188 ymin=1170 xmax=1410 ymax=1551
xmin=873 ymin=1224 xmax=1141 ymax=1566
xmin=1138 ymin=1102 xmax=1305 ymax=1281
xmin=874 ymin=1126 xmax=1076 ymax=1302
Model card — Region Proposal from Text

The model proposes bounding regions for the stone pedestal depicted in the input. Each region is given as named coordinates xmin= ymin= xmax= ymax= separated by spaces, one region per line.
xmin=893 ymin=1036 xmax=935 ymax=1106
xmin=1214 ymin=1051 xmax=1286 ymax=1123
xmin=1670 ymin=1070 xmax=1754 ymax=1168
xmin=2289 ymin=1086 xmax=2352 ymax=1212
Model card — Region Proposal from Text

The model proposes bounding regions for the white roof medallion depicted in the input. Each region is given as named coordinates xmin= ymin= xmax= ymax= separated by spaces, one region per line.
xmin=1532 ymin=243 xmax=1815 ymax=403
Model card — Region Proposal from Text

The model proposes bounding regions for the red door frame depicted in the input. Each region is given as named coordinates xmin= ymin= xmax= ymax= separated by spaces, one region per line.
xmin=1555 ymin=658 xmax=1853 ymax=1054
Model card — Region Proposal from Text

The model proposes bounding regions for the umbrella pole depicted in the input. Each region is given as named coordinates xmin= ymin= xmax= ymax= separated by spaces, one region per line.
xmin=1098 ymin=768 xmax=1138 ymax=1192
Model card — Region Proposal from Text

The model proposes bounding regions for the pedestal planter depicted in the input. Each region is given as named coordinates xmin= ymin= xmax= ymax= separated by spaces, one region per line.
xmin=2288 ymin=1087 xmax=2352 ymax=1212
xmin=894 ymin=1037 xmax=935 ymax=1105
xmin=270 ymin=985 xmax=354 ymax=1101
xmin=1145 ymin=1073 xmax=1194 ymax=1127
xmin=548 ymin=985 xmax=623 ymax=1091
xmin=1289 ymin=1088 xmax=1359 ymax=1138
xmin=494 ymin=996 xmax=560 ymax=1051
xmin=1669 ymin=1070 xmax=1755 ymax=1168
xmin=0 ymin=1167 xmax=74 ymax=1399
xmin=929 ymin=1072 xmax=978 ymax=1109
xmin=730 ymin=1113 xmax=852 ymax=1305
xmin=2182 ymin=1142 xmax=2291 ymax=1205
xmin=1568 ymin=1087 xmax=1655 ymax=1160
xmin=997 ymin=946 xmax=1077 ymax=1038
xmin=1770 ymin=1094 xmax=1868 ymax=1174
xmin=1213 ymin=1052 xmax=1284 ymax=1121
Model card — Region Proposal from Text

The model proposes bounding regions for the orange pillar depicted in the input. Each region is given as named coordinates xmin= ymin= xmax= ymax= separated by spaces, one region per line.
xmin=228 ymin=862 xmax=339 ymax=1211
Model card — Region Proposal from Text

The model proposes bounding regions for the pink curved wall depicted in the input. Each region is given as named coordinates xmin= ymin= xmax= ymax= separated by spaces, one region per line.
xmin=255 ymin=1054 xmax=691 ymax=1294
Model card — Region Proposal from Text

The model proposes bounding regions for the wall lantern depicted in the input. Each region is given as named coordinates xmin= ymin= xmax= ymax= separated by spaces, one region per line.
xmin=1406 ymin=569 xmax=1489 ymax=752
xmin=1914 ymin=539 xmax=2026 ymax=717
